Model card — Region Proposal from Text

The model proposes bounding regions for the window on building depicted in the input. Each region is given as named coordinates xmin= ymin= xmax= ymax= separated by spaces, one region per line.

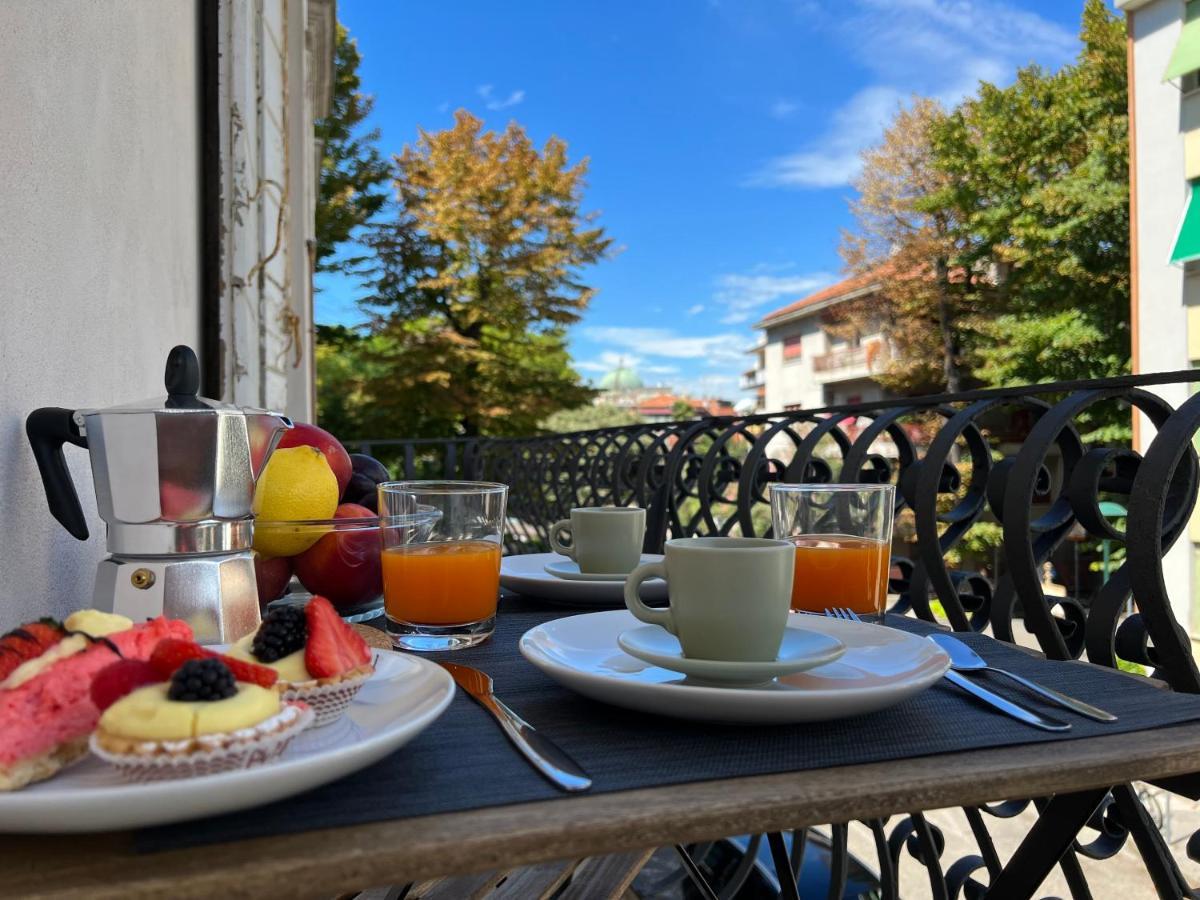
xmin=783 ymin=334 xmax=803 ymax=361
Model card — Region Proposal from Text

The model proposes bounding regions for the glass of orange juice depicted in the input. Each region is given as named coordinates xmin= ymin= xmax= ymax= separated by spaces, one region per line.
xmin=769 ymin=483 xmax=895 ymax=616
xmin=379 ymin=481 xmax=508 ymax=651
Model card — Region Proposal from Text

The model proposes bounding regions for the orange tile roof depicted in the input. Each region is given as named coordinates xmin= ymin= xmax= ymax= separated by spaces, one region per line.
xmin=758 ymin=265 xmax=891 ymax=324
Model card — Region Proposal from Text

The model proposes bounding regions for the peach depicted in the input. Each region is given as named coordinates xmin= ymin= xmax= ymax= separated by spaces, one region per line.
xmin=293 ymin=503 xmax=381 ymax=611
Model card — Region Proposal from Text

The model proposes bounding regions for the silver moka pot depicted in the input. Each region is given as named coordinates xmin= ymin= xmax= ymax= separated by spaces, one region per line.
xmin=26 ymin=345 xmax=292 ymax=642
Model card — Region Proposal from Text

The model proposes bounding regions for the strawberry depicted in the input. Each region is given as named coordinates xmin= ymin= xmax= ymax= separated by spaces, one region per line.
xmin=304 ymin=596 xmax=370 ymax=678
xmin=0 ymin=618 xmax=66 ymax=679
xmin=90 ymin=660 xmax=165 ymax=711
xmin=148 ymin=638 xmax=278 ymax=688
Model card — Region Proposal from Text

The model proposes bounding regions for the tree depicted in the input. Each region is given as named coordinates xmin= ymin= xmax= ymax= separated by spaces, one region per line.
xmin=313 ymin=25 xmax=392 ymax=276
xmin=361 ymin=111 xmax=613 ymax=436
xmin=672 ymin=400 xmax=696 ymax=421
xmin=838 ymin=98 xmax=981 ymax=395
xmin=541 ymin=404 xmax=642 ymax=433
xmin=931 ymin=0 xmax=1129 ymax=385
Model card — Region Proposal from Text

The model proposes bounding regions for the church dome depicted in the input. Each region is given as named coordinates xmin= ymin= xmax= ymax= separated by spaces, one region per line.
xmin=599 ymin=365 xmax=643 ymax=391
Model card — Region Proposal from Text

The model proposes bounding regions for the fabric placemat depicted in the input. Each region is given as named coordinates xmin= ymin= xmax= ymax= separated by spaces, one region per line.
xmin=137 ymin=600 xmax=1200 ymax=852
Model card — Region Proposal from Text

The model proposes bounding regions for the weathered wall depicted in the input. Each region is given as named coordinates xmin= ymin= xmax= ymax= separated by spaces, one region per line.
xmin=0 ymin=1 xmax=201 ymax=623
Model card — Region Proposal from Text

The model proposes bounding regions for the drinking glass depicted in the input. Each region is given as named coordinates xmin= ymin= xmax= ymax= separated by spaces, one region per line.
xmin=379 ymin=481 xmax=508 ymax=650
xmin=769 ymin=483 xmax=895 ymax=616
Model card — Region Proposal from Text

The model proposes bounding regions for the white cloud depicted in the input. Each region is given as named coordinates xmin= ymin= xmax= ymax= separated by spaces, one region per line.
xmin=748 ymin=0 xmax=1076 ymax=189
xmin=713 ymin=268 xmax=832 ymax=324
xmin=436 ymin=101 xmax=450 ymax=114
xmin=770 ymin=99 xmax=799 ymax=120
xmin=584 ymin=326 xmax=748 ymax=368
xmin=477 ymin=84 xmax=525 ymax=111
xmin=686 ymin=303 xmax=706 ymax=316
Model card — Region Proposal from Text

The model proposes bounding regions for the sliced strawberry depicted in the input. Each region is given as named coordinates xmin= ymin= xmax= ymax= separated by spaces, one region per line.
xmin=0 ymin=645 xmax=22 ymax=681
xmin=22 ymin=619 xmax=66 ymax=651
xmin=304 ymin=595 xmax=370 ymax=678
xmin=148 ymin=637 xmax=277 ymax=688
xmin=90 ymin=659 xmax=165 ymax=711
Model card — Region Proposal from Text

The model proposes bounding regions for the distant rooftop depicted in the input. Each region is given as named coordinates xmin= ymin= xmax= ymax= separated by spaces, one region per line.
xmin=755 ymin=266 xmax=889 ymax=328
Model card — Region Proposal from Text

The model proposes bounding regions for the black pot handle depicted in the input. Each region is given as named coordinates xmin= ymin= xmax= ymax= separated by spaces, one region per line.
xmin=26 ymin=407 xmax=89 ymax=540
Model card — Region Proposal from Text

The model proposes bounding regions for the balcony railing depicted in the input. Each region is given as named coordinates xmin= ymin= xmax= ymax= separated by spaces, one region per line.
xmin=358 ymin=369 xmax=1200 ymax=897
xmin=812 ymin=341 xmax=888 ymax=374
xmin=739 ymin=369 xmax=765 ymax=390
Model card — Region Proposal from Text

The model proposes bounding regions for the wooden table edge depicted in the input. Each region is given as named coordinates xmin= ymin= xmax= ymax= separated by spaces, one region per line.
xmin=8 ymin=721 xmax=1200 ymax=900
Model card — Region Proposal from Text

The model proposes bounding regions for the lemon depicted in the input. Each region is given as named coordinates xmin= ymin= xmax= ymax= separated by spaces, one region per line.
xmin=252 ymin=446 xmax=339 ymax=557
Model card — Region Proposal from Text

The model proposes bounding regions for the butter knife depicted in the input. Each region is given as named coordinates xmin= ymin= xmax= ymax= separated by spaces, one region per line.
xmin=440 ymin=662 xmax=592 ymax=792
xmin=943 ymin=668 xmax=1071 ymax=732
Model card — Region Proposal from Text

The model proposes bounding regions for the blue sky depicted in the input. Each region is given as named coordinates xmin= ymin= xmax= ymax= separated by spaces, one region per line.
xmin=319 ymin=0 xmax=1086 ymax=400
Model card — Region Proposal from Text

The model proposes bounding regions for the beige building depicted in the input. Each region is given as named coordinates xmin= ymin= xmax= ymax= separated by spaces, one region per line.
xmin=0 ymin=0 xmax=333 ymax=624
xmin=747 ymin=270 xmax=892 ymax=412
xmin=1119 ymin=0 xmax=1200 ymax=631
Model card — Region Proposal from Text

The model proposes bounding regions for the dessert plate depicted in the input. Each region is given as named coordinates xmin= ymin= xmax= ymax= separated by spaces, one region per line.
xmin=617 ymin=623 xmax=845 ymax=684
xmin=0 ymin=650 xmax=455 ymax=833
xmin=520 ymin=610 xmax=950 ymax=725
xmin=501 ymin=552 xmax=666 ymax=607
xmin=543 ymin=555 xmax=659 ymax=582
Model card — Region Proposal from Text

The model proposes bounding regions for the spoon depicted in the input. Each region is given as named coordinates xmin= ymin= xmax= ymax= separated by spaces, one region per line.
xmin=928 ymin=633 xmax=1117 ymax=723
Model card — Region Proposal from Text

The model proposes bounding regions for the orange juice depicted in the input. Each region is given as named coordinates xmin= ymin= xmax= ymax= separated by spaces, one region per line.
xmin=382 ymin=541 xmax=502 ymax=625
xmin=789 ymin=534 xmax=889 ymax=614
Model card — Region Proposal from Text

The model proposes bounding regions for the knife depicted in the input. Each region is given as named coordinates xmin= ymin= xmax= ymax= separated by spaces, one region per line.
xmin=943 ymin=669 xmax=1071 ymax=732
xmin=440 ymin=662 xmax=593 ymax=792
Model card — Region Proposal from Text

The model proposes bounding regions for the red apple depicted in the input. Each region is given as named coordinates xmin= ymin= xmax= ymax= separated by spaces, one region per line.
xmin=276 ymin=423 xmax=353 ymax=498
xmin=254 ymin=554 xmax=293 ymax=611
xmin=292 ymin=503 xmax=381 ymax=611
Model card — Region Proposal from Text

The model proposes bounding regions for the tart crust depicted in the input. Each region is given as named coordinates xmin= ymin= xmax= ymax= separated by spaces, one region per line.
xmin=0 ymin=737 xmax=88 ymax=792
xmin=92 ymin=704 xmax=306 ymax=758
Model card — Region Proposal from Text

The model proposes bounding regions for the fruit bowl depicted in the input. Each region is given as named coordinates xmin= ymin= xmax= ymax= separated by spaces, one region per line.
xmin=254 ymin=506 xmax=439 ymax=621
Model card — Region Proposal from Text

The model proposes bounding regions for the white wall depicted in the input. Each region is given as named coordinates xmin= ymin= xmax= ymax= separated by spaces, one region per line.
xmin=762 ymin=317 xmax=827 ymax=411
xmin=1128 ymin=0 xmax=1194 ymax=629
xmin=0 ymin=1 xmax=201 ymax=625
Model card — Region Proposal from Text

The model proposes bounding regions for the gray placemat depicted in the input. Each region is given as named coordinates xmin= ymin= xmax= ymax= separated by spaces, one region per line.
xmin=136 ymin=602 xmax=1200 ymax=852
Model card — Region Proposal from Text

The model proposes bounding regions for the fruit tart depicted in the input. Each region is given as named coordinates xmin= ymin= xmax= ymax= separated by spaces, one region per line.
xmin=0 ymin=610 xmax=193 ymax=791
xmin=227 ymin=595 xmax=374 ymax=727
xmin=89 ymin=655 xmax=311 ymax=782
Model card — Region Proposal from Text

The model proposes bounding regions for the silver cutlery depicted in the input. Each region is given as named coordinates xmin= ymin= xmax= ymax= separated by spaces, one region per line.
xmin=824 ymin=608 xmax=1071 ymax=733
xmin=440 ymin=662 xmax=593 ymax=793
xmin=928 ymin=633 xmax=1117 ymax=723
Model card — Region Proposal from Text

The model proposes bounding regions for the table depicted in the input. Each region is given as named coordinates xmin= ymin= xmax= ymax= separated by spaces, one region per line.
xmin=5 ymin=611 xmax=1200 ymax=900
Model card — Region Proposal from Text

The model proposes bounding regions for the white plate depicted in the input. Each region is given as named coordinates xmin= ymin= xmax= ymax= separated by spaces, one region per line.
xmin=543 ymin=556 xmax=658 ymax=582
xmin=0 ymin=650 xmax=455 ymax=833
xmin=520 ymin=610 xmax=950 ymax=725
xmin=617 ymin=623 xmax=846 ymax=684
xmin=502 ymin=553 xmax=666 ymax=607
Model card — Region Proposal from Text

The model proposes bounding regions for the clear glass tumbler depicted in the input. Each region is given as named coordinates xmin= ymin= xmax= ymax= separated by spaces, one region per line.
xmin=379 ymin=481 xmax=508 ymax=650
xmin=769 ymin=483 xmax=895 ymax=616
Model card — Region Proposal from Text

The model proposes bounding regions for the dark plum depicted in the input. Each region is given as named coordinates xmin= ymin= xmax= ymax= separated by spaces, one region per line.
xmin=344 ymin=471 xmax=377 ymax=504
xmin=349 ymin=453 xmax=391 ymax=484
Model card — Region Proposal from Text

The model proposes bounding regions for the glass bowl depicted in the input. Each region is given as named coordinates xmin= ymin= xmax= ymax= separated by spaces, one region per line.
xmin=254 ymin=506 xmax=439 ymax=622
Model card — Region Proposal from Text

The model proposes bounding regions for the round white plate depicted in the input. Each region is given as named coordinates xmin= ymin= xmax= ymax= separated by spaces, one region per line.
xmin=520 ymin=610 xmax=950 ymax=725
xmin=0 ymin=650 xmax=455 ymax=833
xmin=502 ymin=552 xmax=666 ymax=607
xmin=543 ymin=556 xmax=659 ymax=582
xmin=617 ymin=623 xmax=845 ymax=684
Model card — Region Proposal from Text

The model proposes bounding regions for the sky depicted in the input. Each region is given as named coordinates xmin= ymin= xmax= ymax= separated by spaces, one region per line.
xmin=318 ymin=0 xmax=1087 ymax=401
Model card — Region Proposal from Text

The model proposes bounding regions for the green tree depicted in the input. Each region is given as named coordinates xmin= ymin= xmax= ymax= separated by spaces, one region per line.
xmin=541 ymin=404 xmax=642 ymax=433
xmin=314 ymin=25 xmax=391 ymax=276
xmin=672 ymin=400 xmax=696 ymax=421
xmin=931 ymin=0 xmax=1129 ymax=384
xmin=361 ymin=111 xmax=613 ymax=437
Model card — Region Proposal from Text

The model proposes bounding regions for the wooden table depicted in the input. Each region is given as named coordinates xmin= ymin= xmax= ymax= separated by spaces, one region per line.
xmin=6 ymin=721 xmax=1200 ymax=899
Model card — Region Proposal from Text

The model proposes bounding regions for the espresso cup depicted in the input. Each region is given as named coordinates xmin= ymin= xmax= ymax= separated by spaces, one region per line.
xmin=624 ymin=537 xmax=794 ymax=661
xmin=549 ymin=506 xmax=646 ymax=574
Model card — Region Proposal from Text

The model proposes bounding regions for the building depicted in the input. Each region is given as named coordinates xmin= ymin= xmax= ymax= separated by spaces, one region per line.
xmin=0 ymin=0 xmax=334 ymax=624
xmin=747 ymin=269 xmax=893 ymax=412
xmin=593 ymin=362 xmax=736 ymax=422
xmin=1120 ymin=0 xmax=1200 ymax=631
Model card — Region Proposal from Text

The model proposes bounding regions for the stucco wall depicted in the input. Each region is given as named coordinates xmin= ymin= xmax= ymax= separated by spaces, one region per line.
xmin=1128 ymin=0 xmax=1194 ymax=628
xmin=0 ymin=1 xmax=201 ymax=624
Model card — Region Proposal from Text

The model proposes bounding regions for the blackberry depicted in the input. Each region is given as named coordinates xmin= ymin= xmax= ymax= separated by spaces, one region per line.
xmin=168 ymin=658 xmax=237 ymax=702
xmin=252 ymin=605 xmax=307 ymax=662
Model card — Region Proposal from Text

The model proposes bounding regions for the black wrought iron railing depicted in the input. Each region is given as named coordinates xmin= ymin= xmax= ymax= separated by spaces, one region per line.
xmin=359 ymin=370 xmax=1200 ymax=898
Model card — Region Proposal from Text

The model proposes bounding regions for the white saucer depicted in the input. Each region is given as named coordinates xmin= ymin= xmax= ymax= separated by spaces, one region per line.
xmin=519 ymin=610 xmax=950 ymax=725
xmin=617 ymin=623 xmax=846 ymax=684
xmin=543 ymin=556 xmax=659 ymax=582
xmin=501 ymin=553 xmax=667 ymax=607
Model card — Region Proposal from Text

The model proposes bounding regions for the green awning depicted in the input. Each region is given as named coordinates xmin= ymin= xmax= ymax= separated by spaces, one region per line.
xmin=1172 ymin=183 xmax=1200 ymax=265
xmin=1165 ymin=0 xmax=1200 ymax=81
